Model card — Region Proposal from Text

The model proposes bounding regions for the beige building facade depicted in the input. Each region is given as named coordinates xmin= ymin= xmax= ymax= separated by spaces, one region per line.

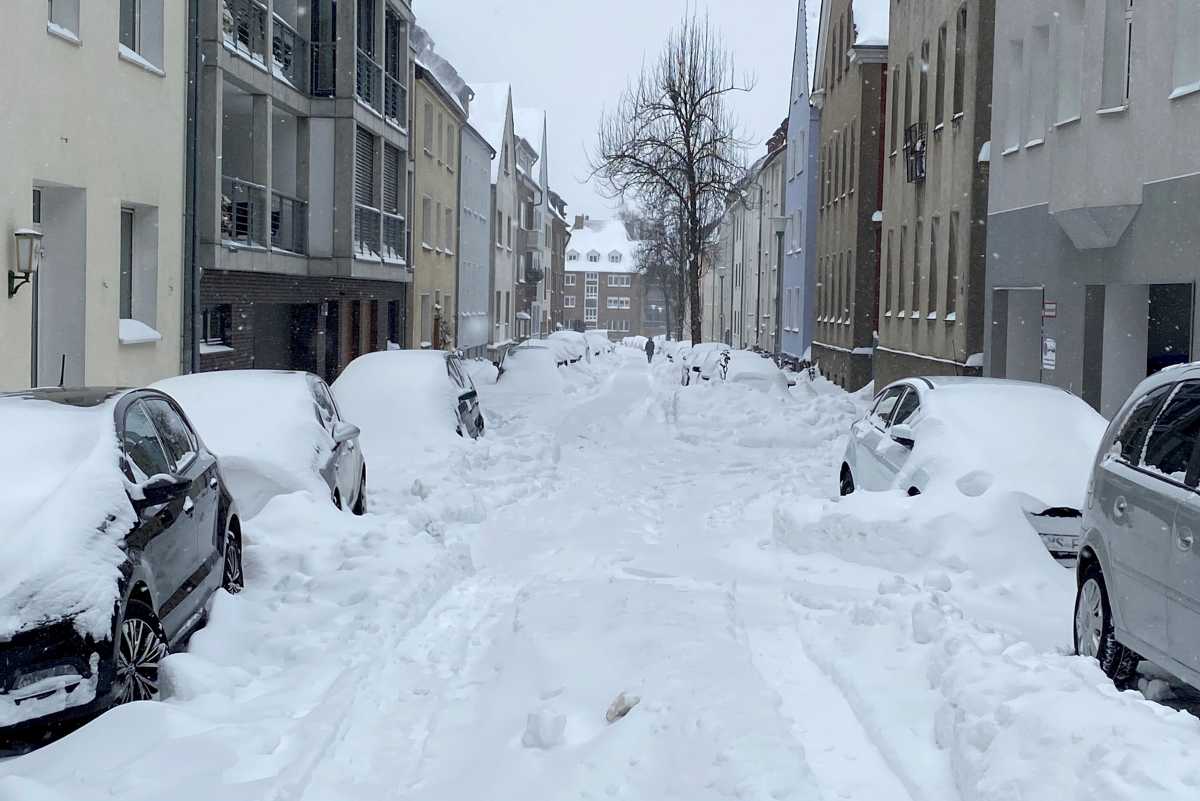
xmin=1 ymin=0 xmax=186 ymax=390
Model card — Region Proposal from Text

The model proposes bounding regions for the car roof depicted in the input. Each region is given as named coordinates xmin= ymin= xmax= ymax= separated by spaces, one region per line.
xmin=884 ymin=376 xmax=1068 ymax=394
xmin=0 ymin=387 xmax=129 ymax=408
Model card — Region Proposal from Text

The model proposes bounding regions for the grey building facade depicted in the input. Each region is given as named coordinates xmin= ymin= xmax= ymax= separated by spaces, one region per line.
xmin=986 ymin=0 xmax=1200 ymax=418
xmin=456 ymin=121 xmax=495 ymax=358
xmin=811 ymin=0 xmax=888 ymax=391
xmin=876 ymin=0 xmax=994 ymax=387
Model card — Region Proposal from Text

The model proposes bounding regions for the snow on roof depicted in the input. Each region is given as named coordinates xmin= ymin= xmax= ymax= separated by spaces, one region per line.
xmin=413 ymin=25 xmax=469 ymax=116
xmin=514 ymin=109 xmax=545 ymax=155
xmin=853 ymin=0 xmax=890 ymax=47
xmin=466 ymin=82 xmax=511 ymax=182
xmin=564 ymin=219 xmax=639 ymax=273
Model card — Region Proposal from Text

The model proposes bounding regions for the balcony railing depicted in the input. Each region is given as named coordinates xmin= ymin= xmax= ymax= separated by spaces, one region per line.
xmin=222 ymin=0 xmax=268 ymax=65
xmin=311 ymin=41 xmax=336 ymax=97
xmin=271 ymin=14 xmax=308 ymax=91
xmin=356 ymin=49 xmax=383 ymax=113
xmin=354 ymin=204 xmax=382 ymax=258
xmin=222 ymin=176 xmax=267 ymax=247
xmin=904 ymin=123 xmax=928 ymax=184
xmin=271 ymin=191 xmax=308 ymax=254
xmin=385 ymin=74 xmax=407 ymax=130
xmin=382 ymin=212 xmax=406 ymax=264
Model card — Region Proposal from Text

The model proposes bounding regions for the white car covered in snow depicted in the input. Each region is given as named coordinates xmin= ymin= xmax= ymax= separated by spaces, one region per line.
xmin=840 ymin=377 xmax=1108 ymax=560
xmin=696 ymin=349 xmax=793 ymax=393
xmin=547 ymin=331 xmax=590 ymax=363
xmin=156 ymin=371 xmax=366 ymax=518
xmin=583 ymin=330 xmax=615 ymax=358
xmin=680 ymin=342 xmax=730 ymax=386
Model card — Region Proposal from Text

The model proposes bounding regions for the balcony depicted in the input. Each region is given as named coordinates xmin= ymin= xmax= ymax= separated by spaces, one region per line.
xmin=385 ymin=73 xmax=407 ymax=131
xmin=222 ymin=176 xmax=267 ymax=248
xmin=356 ymin=49 xmax=383 ymax=114
xmin=523 ymin=227 xmax=544 ymax=251
xmin=271 ymin=13 xmax=308 ymax=91
xmin=903 ymin=123 xmax=927 ymax=184
xmin=311 ymin=42 xmax=336 ymax=97
xmin=271 ymin=191 xmax=307 ymax=254
xmin=354 ymin=204 xmax=382 ymax=258
xmin=382 ymin=212 xmax=406 ymax=264
xmin=222 ymin=0 xmax=268 ymax=66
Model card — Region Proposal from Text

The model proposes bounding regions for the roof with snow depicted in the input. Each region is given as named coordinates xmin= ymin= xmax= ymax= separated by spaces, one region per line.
xmin=852 ymin=0 xmax=889 ymax=47
xmin=467 ymin=82 xmax=511 ymax=183
xmin=565 ymin=219 xmax=639 ymax=274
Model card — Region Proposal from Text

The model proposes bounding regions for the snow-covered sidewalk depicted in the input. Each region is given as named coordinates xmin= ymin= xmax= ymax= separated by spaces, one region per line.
xmin=3 ymin=348 xmax=1200 ymax=800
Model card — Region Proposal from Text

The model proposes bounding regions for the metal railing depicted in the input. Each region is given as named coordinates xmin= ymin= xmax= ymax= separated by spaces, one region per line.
xmin=385 ymin=73 xmax=407 ymax=130
xmin=271 ymin=191 xmax=308 ymax=254
xmin=271 ymin=14 xmax=308 ymax=91
xmin=904 ymin=123 xmax=928 ymax=183
xmin=354 ymin=204 xmax=382 ymax=258
xmin=356 ymin=49 xmax=383 ymax=113
xmin=382 ymin=212 xmax=406 ymax=263
xmin=222 ymin=0 xmax=268 ymax=64
xmin=222 ymin=176 xmax=267 ymax=247
xmin=311 ymin=41 xmax=336 ymax=97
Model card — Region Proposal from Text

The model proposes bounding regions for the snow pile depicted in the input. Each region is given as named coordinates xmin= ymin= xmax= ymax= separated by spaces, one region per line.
xmin=547 ymin=330 xmax=590 ymax=362
xmin=0 ymin=394 xmax=134 ymax=640
xmin=852 ymin=0 xmax=890 ymax=47
xmin=155 ymin=371 xmax=334 ymax=517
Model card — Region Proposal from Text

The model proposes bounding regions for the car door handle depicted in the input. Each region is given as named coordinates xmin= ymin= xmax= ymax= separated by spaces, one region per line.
xmin=208 ymin=476 xmax=219 ymax=489
xmin=1178 ymin=526 xmax=1195 ymax=552
xmin=183 ymin=496 xmax=195 ymax=516
xmin=1113 ymin=496 xmax=1128 ymax=519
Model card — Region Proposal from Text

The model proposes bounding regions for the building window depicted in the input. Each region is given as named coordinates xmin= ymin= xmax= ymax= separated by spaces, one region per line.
xmin=898 ymin=225 xmax=907 ymax=318
xmin=423 ymin=101 xmax=435 ymax=153
xmin=120 ymin=208 xmax=135 ymax=320
xmin=609 ymin=252 xmax=621 ymax=263
xmin=564 ymin=273 xmax=576 ymax=286
xmin=32 ymin=189 xmax=41 ymax=224
xmin=1028 ymin=26 xmax=1050 ymax=142
xmin=495 ymin=291 xmax=501 ymax=321
xmin=564 ymin=296 xmax=576 ymax=308
xmin=202 ymin=304 xmax=232 ymax=347
xmin=567 ymin=251 xmax=579 ymax=262
xmin=584 ymin=299 xmax=598 ymax=323
xmin=890 ymin=67 xmax=900 ymax=153
xmin=1101 ymin=0 xmax=1134 ymax=108
xmin=118 ymin=205 xmax=159 ymax=329
xmin=496 ymin=210 xmax=503 ymax=246
xmin=585 ymin=284 xmax=598 ymax=299
xmin=928 ymin=217 xmax=940 ymax=317
xmin=587 ymin=252 xmax=600 ymax=263
xmin=1006 ymin=40 xmax=1024 ymax=149
xmin=444 ymin=207 xmax=454 ymax=252
xmin=947 ymin=212 xmax=960 ymax=320
xmin=884 ymin=229 xmax=893 ymax=315
xmin=911 ymin=222 xmax=922 ymax=316
xmin=919 ymin=40 xmax=930 ymax=129
xmin=48 ymin=0 xmax=80 ymax=37
xmin=119 ymin=0 xmax=164 ymax=69
xmin=585 ymin=272 xmax=598 ymax=282
xmin=421 ymin=196 xmax=433 ymax=246
xmin=953 ymin=5 xmax=967 ymax=117
xmin=1058 ymin=0 xmax=1085 ymax=121
xmin=446 ymin=123 xmax=455 ymax=166
xmin=608 ymin=274 xmax=631 ymax=287
xmin=935 ymin=24 xmax=947 ymax=125
xmin=848 ymin=121 xmax=856 ymax=192
xmin=904 ymin=55 xmax=914 ymax=131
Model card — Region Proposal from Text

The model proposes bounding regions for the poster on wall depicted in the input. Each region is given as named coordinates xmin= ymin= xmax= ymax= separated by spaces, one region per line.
xmin=1042 ymin=337 xmax=1057 ymax=371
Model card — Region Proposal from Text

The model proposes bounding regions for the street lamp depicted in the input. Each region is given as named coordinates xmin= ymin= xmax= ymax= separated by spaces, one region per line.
xmin=10 ymin=228 xmax=43 ymax=298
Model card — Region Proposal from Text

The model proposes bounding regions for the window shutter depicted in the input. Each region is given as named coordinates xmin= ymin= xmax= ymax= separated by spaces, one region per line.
xmin=355 ymin=128 xmax=375 ymax=206
xmin=383 ymin=143 xmax=400 ymax=213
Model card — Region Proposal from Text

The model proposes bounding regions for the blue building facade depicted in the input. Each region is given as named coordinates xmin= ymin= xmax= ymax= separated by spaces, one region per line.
xmin=780 ymin=1 xmax=821 ymax=365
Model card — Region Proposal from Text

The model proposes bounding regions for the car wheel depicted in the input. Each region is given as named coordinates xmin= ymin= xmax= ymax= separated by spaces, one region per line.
xmin=839 ymin=465 xmax=855 ymax=497
xmin=352 ymin=471 xmax=367 ymax=516
xmin=114 ymin=599 xmax=168 ymax=704
xmin=332 ymin=489 xmax=343 ymax=510
xmin=1074 ymin=564 xmax=1140 ymax=686
xmin=222 ymin=528 xmax=244 ymax=593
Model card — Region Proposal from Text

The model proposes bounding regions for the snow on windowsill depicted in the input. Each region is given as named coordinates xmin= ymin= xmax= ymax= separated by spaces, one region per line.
xmin=1025 ymin=138 xmax=1045 ymax=149
xmin=945 ymin=312 xmax=958 ymax=322
xmin=1001 ymin=145 xmax=1020 ymax=157
xmin=47 ymin=21 xmax=81 ymax=46
xmin=1170 ymin=81 xmax=1200 ymax=101
xmin=966 ymin=352 xmax=984 ymax=368
xmin=118 ymin=44 xmax=165 ymax=77
xmin=119 ymin=319 xmax=162 ymax=345
xmin=199 ymin=343 xmax=235 ymax=355
xmin=926 ymin=312 xmax=938 ymax=320
xmin=1096 ymin=104 xmax=1129 ymax=117
xmin=1054 ymin=115 xmax=1082 ymax=128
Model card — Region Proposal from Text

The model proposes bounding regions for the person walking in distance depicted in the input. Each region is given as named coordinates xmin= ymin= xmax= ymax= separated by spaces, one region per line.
xmin=645 ymin=338 xmax=656 ymax=364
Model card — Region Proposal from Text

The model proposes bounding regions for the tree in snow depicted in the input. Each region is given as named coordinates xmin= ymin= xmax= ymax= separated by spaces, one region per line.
xmin=591 ymin=13 xmax=751 ymax=344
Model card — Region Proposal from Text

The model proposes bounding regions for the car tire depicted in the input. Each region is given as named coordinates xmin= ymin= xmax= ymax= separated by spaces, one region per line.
xmin=839 ymin=465 xmax=855 ymax=497
xmin=352 ymin=471 xmax=367 ymax=516
xmin=222 ymin=528 xmax=244 ymax=593
xmin=332 ymin=489 xmax=342 ymax=510
xmin=114 ymin=599 xmax=169 ymax=705
xmin=1074 ymin=564 xmax=1140 ymax=686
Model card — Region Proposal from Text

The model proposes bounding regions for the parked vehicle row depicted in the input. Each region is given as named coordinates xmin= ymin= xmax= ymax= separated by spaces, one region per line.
xmin=0 ymin=350 xmax=483 ymax=745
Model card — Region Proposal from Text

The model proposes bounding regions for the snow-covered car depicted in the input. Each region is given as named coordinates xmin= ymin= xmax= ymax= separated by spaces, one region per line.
xmin=840 ymin=377 xmax=1108 ymax=560
xmin=496 ymin=341 xmax=566 ymax=394
xmin=681 ymin=342 xmax=731 ymax=386
xmin=334 ymin=350 xmax=484 ymax=455
xmin=661 ymin=340 xmax=693 ymax=363
xmin=155 ymin=371 xmax=366 ymax=518
xmin=0 ymin=387 xmax=243 ymax=740
xmin=583 ymin=330 xmax=615 ymax=358
xmin=700 ymin=350 xmax=792 ymax=393
xmin=547 ymin=331 xmax=590 ymax=363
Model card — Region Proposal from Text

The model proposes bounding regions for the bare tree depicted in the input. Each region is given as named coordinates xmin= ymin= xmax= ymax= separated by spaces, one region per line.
xmin=591 ymin=13 xmax=752 ymax=344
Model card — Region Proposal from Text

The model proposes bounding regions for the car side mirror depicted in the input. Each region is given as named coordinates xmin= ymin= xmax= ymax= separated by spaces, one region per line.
xmin=890 ymin=423 xmax=916 ymax=449
xmin=332 ymin=421 xmax=361 ymax=445
xmin=134 ymin=474 xmax=189 ymax=509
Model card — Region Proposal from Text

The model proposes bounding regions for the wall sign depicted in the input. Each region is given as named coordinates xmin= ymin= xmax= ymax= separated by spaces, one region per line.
xmin=1042 ymin=301 xmax=1057 ymax=318
xmin=1042 ymin=337 xmax=1057 ymax=371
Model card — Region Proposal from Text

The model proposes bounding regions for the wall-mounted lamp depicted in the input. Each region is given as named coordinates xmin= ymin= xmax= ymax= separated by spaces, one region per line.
xmin=10 ymin=228 xmax=43 ymax=298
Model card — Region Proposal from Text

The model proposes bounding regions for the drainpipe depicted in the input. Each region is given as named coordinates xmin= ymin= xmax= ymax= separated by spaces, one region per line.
xmin=183 ymin=0 xmax=201 ymax=374
xmin=754 ymin=183 xmax=764 ymax=350
xmin=454 ymin=127 xmax=463 ymax=351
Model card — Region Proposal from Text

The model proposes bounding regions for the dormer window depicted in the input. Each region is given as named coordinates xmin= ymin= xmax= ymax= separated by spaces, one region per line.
xmin=609 ymin=251 xmax=621 ymax=263
xmin=587 ymin=251 xmax=600 ymax=263
xmin=567 ymin=250 xmax=579 ymax=261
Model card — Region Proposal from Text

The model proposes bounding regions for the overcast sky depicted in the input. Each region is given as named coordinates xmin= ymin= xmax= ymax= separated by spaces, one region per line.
xmin=417 ymin=0 xmax=814 ymax=222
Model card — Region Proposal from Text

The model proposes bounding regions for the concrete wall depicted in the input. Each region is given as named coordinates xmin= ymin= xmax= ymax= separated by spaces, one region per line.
xmin=0 ymin=1 xmax=186 ymax=390
xmin=457 ymin=125 xmax=493 ymax=354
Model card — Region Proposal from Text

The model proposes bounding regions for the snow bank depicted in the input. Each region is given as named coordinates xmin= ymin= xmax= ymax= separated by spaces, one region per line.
xmin=0 ymin=395 xmax=134 ymax=640
xmin=155 ymin=371 xmax=334 ymax=517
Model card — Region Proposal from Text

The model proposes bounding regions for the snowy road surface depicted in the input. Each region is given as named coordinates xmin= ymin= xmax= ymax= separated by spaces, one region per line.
xmin=4 ymin=348 xmax=1200 ymax=800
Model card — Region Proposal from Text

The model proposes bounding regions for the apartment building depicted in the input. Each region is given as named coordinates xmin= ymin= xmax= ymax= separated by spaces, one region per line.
xmin=781 ymin=0 xmax=823 ymax=366
xmin=456 ymin=121 xmax=495 ymax=359
xmin=412 ymin=27 xmax=470 ymax=349
xmin=811 ymin=0 xmax=889 ymax=391
xmin=562 ymin=218 xmax=645 ymax=339
xmin=513 ymin=129 xmax=541 ymax=341
xmin=515 ymin=110 xmax=552 ymax=337
xmin=1 ymin=1 xmax=186 ymax=389
xmin=197 ymin=0 xmax=414 ymax=384
xmin=876 ymin=0 xmax=994 ymax=387
xmin=547 ymin=190 xmax=571 ymax=333
xmin=468 ymin=82 xmax=519 ymax=351
xmin=986 ymin=0 xmax=1200 ymax=417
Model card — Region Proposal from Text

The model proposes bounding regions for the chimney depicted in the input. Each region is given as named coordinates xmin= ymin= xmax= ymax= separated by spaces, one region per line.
xmin=573 ymin=214 xmax=588 ymax=230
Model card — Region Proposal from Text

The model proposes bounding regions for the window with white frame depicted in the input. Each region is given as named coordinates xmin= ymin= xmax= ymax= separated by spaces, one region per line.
xmin=421 ymin=196 xmax=433 ymax=246
xmin=119 ymin=204 xmax=160 ymax=331
xmin=585 ymin=272 xmax=598 ymax=282
xmin=609 ymin=251 xmax=621 ymax=263
xmin=444 ymin=206 xmax=454 ymax=251
xmin=48 ymin=0 xmax=80 ymax=38
xmin=587 ymin=252 xmax=600 ymax=263
xmin=424 ymin=101 xmax=435 ymax=153
xmin=585 ymin=284 xmax=598 ymax=298
xmin=607 ymin=274 xmax=631 ymax=287
xmin=567 ymin=250 xmax=579 ymax=261
xmin=119 ymin=0 xmax=164 ymax=70
xmin=609 ymin=319 xmax=630 ymax=332
xmin=563 ymin=296 xmax=576 ymax=308
xmin=606 ymin=297 xmax=620 ymax=309
xmin=584 ymin=302 xmax=598 ymax=323
xmin=564 ymin=273 xmax=576 ymax=286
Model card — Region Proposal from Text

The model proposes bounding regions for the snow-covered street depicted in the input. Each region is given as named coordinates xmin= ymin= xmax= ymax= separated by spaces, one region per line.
xmin=4 ymin=347 xmax=1200 ymax=801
